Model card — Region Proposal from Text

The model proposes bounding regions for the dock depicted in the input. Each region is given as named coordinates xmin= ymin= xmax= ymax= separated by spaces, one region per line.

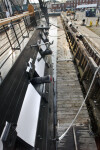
xmin=0 ymin=9 xmax=99 ymax=150
xmin=56 ymin=17 xmax=97 ymax=150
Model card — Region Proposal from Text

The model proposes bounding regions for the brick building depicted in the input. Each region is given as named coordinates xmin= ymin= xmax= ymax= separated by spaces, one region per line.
xmin=66 ymin=0 xmax=100 ymax=9
xmin=51 ymin=2 xmax=66 ymax=11
xmin=51 ymin=0 xmax=100 ymax=11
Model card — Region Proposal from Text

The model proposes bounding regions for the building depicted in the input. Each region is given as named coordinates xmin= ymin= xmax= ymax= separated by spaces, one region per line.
xmin=66 ymin=0 xmax=100 ymax=9
xmin=51 ymin=2 xmax=66 ymax=11
xmin=47 ymin=1 xmax=52 ymax=12
xmin=51 ymin=0 xmax=100 ymax=12
xmin=66 ymin=0 xmax=71 ymax=8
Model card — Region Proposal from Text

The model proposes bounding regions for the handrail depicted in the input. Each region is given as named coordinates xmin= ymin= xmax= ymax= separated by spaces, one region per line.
xmin=0 ymin=11 xmax=33 ymax=26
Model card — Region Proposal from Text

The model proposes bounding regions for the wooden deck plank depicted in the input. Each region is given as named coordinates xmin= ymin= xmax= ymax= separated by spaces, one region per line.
xmin=56 ymin=17 xmax=97 ymax=150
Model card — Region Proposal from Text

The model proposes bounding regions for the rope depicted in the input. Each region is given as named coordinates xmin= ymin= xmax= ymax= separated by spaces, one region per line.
xmin=58 ymin=66 xmax=100 ymax=141
xmin=48 ymin=33 xmax=65 ymax=37
xmin=38 ymin=19 xmax=64 ymax=30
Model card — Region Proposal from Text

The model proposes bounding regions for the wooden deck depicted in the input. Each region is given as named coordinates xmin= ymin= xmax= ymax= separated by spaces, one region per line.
xmin=56 ymin=17 xmax=97 ymax=150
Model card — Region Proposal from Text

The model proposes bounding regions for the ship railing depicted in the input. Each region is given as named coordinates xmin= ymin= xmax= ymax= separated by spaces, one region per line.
xmin=0 ymin=11 xmax=35 ymax=70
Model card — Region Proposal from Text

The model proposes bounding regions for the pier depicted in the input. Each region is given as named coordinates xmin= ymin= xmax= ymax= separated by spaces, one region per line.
xmin=56 ymin=16 xmax=97 ymax=150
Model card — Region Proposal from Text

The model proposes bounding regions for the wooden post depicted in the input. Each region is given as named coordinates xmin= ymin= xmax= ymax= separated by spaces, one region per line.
xmin=81 ymin=62 xmax=89 ymax=81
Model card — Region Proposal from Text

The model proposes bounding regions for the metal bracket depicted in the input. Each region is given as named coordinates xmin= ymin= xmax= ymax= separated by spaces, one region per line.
xmin=23 ymin=36 xmax=29 ymax=38
xmin=13 ymin=47 xmax=20 ymax=50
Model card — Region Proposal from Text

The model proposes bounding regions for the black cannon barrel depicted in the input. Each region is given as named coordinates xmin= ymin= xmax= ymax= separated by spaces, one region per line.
xmin=31 ymin=75 xmax=52 ymax=84
xmin=41 ymin=49 xmax=52 ymax=56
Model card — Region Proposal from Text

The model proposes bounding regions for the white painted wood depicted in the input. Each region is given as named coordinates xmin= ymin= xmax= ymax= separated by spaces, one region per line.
xmin=40 ymin=39 xmax=46 ymax=51
xmin=16 ymin=83 xmax=41 ymax=147
xmin=35 ymin=52 xmax=45 ymax=77
xmin=26 ymin=66 xmax=30 ymax=72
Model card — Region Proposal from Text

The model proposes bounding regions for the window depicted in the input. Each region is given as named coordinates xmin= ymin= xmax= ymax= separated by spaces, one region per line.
xmin=53 ymin=4 xmax=57 ymax=7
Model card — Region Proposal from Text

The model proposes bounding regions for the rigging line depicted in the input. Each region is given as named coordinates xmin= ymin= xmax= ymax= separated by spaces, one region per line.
xmin=48 ymin=33 xmax=65 ymax=37
xmin=15 ymin=0 xmax=24 ymax=12
xmin=58 ymin=66 xmax=100 ymax=141
xmin=9 ymin=0 xmax=19 ymax=13
xmin=39 ymin=19 xmax=64 ymax=30
xmin=49 ymin=22 xmax=63 ymax=30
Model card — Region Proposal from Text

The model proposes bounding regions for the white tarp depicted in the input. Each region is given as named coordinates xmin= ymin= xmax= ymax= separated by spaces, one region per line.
xmin=16 ymin=83 xmax=41 ymax=147
xmin=35 ymin=52 xmax=45 ymax=77
xmin=76 ymin=3 xmax=97 ymax=9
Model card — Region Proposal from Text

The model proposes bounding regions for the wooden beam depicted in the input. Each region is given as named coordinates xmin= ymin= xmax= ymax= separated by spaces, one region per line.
xmin=0 ymin=11 xmax=33 ymax=26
